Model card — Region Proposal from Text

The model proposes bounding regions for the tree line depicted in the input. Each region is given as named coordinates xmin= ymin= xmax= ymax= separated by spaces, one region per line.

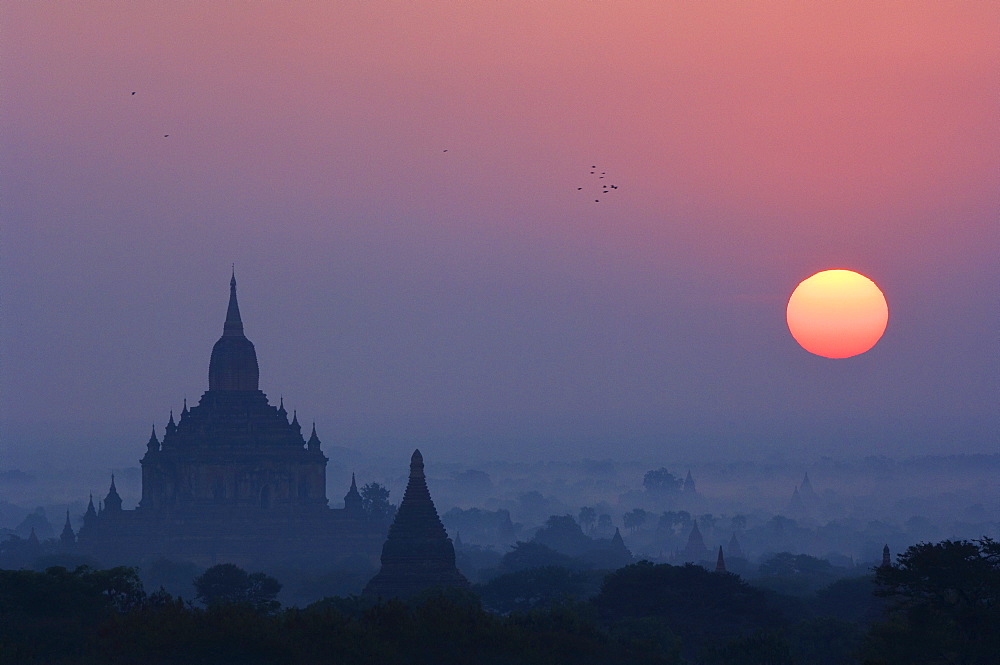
xmin=1 ymin=537 xmax=995 ymax=664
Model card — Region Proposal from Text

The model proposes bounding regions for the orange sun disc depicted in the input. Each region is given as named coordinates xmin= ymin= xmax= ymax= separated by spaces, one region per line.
xmin=786 ymin=269 xmax=888 ymax=359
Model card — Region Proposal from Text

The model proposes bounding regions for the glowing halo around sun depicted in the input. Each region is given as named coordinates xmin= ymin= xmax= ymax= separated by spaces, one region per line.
xmin=786 ymin=269 xmax=888 ymax=359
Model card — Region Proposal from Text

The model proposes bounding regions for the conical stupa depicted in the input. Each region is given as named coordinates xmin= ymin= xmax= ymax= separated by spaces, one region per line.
xmin=364 ymin=450 xmax=469 ymax=599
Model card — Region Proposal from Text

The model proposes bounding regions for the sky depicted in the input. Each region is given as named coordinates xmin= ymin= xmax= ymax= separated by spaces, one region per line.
xmin=2 ymin=1 xmax=997 ymax=469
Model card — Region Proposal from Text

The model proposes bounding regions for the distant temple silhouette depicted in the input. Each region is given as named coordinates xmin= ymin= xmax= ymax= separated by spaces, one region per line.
xmin=364 ymin=449 xmax=469 ymax=599
xmin=677 ymin=519 xmax=710 ymax=564
xmin=76 ymin=273 xmax=385 ymax=567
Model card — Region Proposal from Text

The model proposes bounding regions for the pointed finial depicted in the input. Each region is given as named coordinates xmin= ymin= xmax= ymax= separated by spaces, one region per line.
xmin=223 ymin=269 xmax=244 ymax=336
xmin=65 ymin=510 xmax=71 ymax=526
xmin=182 ymin=397 xmax=188 ymax=414
xmin=110 ymin=473 xmax=116 ymax=490
xmin=350 ymin=472 xmax=358 ymax=490
xmin=291 ymin=409 xmax=299 ymax=426
xmin=168 ymin=410 xmax=175 ymax=426
xmin=307 ymin=422 xmax=321 ymax=449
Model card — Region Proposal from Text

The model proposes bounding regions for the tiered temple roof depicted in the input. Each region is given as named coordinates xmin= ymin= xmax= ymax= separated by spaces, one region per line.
xmin=364 ymin=450 xmax=469 ymax=599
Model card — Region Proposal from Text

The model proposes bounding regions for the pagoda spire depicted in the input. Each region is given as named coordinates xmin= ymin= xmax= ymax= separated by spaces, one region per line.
xmin=104 ymin=474 xmax=123 ymax=512
xmin=715 ymin=545 xmax=726 ymax=572
xmin=146 ymin=425 xmax=160 ymax=452
xmin=364 ymin=449 xmax=469 ymax=599
xmin=344 ymin=472 xmax=363 ymax=516
xmin=60 ymin=510 xmax=75 ymax=548
xmin=307 ymin=423 xmax=321 ymax=450
xmin=208 ymin=271 xmax=259 ymax=391
xmin=223 ymin=267 xmax=244 ymax=337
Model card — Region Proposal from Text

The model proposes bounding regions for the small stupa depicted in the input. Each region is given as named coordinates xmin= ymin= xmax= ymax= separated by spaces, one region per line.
xmin=364 ymin=450 xmax=469 ymax=599
xmin=715 ymin=545 xmax=726 ymax=572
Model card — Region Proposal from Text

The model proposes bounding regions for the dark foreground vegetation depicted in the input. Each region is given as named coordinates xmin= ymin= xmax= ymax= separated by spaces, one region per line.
xmin=1 ymin=538 xmax=995 ymax=665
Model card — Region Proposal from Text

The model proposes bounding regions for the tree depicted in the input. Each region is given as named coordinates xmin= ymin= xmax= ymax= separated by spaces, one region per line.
xmin=193 ymin=563 xmax=282 ymax=614
xmin=658 ymin=510 xmax=692 ymax=535
xmin=499 ymin=541 xmax=579 ymax=573
xmin=360 ymin=482 xmax=392 ymax=521
xmin=862 ymin=537 xmax=1000 ymax=665
xmin=700 ymin=631 xmax=795 ymax=665
xmin=595 ymin=561 xmax=781 ymax=659
xmin=622 ymin=508 xmax=648 ymax=534
xmin=476 ymin=565 xmax=602 ymax=614
xmin=578 ymin=507 xmax=597 ymax=535
xmin=532 ymin=516 xmax=594 ymax=557
xmin=643 ymin=468 xmax=683 ymax=495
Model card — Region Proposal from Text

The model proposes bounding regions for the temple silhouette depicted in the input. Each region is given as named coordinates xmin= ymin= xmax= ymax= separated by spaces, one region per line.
xmin=76 ymin=273 xmax=386 ymax=568
xmin=364 ymin=449 xmax=469 ymax=599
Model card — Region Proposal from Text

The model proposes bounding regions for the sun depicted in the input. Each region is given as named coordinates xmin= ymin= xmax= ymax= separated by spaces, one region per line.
xmin=786 ymin=270 xmax=888 ymax=359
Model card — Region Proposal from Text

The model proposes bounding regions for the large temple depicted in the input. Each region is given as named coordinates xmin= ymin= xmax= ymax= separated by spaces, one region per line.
xmin=76 ymin=273 xmax=385 ymax=568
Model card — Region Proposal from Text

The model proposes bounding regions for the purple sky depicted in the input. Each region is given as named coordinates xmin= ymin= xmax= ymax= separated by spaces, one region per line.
xmin=2 ymin=2 xmax=997 ymax=467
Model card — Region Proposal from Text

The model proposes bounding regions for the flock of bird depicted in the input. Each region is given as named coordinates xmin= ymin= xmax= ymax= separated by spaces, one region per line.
xmin=577 ymin=165 xmax=619 ymax=202
xmin=134 ymin=91 xmax=620 ymax=199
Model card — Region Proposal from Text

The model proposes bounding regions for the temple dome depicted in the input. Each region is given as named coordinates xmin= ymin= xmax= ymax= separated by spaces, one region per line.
xmin=208 ymin=272 xmax=259 ymax=391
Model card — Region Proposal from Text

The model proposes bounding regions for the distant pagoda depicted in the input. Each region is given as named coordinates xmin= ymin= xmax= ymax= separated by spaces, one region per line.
xmin=364 ymin=450 xmax=469 ymax=599
xmin=678 ymin=519 xmax=710 ymax=564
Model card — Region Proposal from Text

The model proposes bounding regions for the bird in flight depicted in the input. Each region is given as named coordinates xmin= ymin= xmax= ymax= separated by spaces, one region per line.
xmin=578 ymin=164 xmax=620 ymax=202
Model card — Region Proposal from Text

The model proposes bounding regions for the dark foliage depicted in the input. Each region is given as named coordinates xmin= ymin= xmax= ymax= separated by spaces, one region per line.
xmin=700 ymin=631 xmax=795 ymax=665
xmin=862 ymin=537 xmax=1000 ymax=665
xmin=532 ymin=515 xmax=594 ymax=556
xmin=360 ymin=482 xmax=393 ymax=522
xmin=193 ymin=563 xmax=282 ymax=614
xmin=0 ymin=567 xmax=683 ymax=664
xmin=499 ymin=541 xmax=582 ymax=573
xmin=0 ymin=565 xmax=144 ymax=664
xmin=477 ymin=565 xmax=604 ymax=613
xmin=594 ymin=561 xmax=783 ymax=657
xmin=643 ymin=468 xmax=683 ymax=495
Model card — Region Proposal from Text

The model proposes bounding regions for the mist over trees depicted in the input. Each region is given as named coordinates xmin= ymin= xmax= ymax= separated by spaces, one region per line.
xmin=2 ymin=451 xmax=996 ymax=662
xmin=3 ymin=538 xmax=996 ymax=663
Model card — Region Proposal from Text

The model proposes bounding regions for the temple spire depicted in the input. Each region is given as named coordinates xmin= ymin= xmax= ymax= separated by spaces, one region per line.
xmin=364 ymin=449 xmax=469 ymax=598
xmin=146 ymin=425 xmax=160 ymax=452
xmin=224 ymin=268 xmax=244 ymax=337
xmin=344 ymin=472 xmax=363 ymax=516
xmin=715 ymin=545 xmax=726 ymax=572
xmin=307 ymin=422 xmax=321 ymax=450
xmin=60 ymin=510 xmax=75 ymax=548
xmin=104 ymin=474 xmax=122 ymax=512
xmin=208 ymin=272 xmax=259 ymax=391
